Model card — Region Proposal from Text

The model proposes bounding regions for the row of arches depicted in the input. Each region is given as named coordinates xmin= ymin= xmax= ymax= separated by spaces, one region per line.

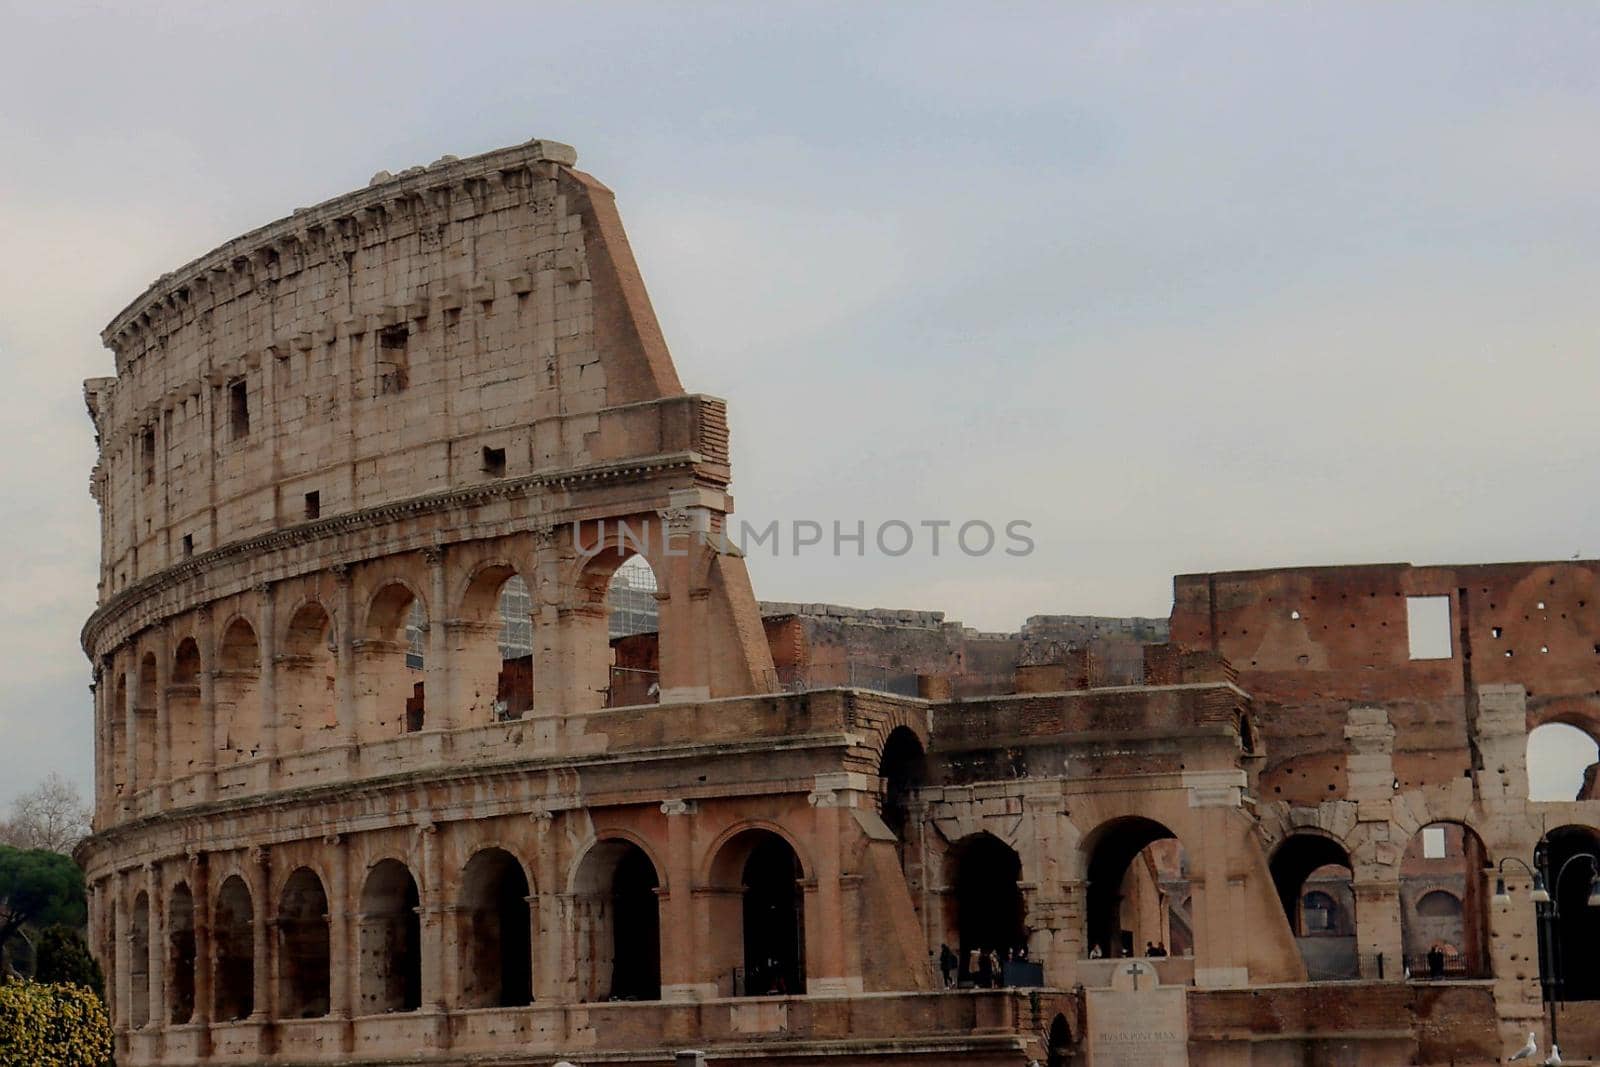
xmin=102 ymin=551 xmax=660 ymax=799
xmin=124 ymin=828 xmax=810 ymax=1030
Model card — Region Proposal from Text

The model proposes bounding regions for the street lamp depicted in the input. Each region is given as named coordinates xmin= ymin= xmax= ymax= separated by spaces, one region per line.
xmin=1494 ymin=857 xmax=1549 ymax=906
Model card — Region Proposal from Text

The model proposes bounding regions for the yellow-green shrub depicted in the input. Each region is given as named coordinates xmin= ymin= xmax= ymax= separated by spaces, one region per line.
xmin=0 ymin=979 xmax=111 ymax=1067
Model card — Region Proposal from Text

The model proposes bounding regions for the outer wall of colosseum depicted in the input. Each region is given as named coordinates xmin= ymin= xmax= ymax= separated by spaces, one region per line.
xmin=77 ymin=139 xmax=1600 ymax=1066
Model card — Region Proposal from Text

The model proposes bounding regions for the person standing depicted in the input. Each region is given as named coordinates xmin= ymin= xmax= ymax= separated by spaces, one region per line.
xmin=939 ymin=943 xmax=958 ymax=989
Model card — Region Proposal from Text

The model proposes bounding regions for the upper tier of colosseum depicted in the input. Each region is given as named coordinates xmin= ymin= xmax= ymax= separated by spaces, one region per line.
xmin=82 ymin=139 xmax=724 ymax=648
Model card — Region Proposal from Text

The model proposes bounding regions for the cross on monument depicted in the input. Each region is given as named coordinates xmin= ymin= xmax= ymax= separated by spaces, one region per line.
xmin=1126 ymin=961 xmax=1150 ymax=991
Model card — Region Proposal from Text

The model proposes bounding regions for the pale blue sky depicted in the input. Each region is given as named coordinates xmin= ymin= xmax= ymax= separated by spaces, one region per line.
xmin=2 ymin=3 xmax=1597 ymax=805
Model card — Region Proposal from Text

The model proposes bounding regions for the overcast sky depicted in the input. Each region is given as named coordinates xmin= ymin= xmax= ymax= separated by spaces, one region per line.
xmin=2 ymin=2 xmax=1597 ymax=807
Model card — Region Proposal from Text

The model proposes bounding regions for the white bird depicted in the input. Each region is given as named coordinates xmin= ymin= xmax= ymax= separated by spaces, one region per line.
xmin=1544 ymin=1044 xmax=1561 ymax=1066
xmin=1509 ymin=1032 xmax=1538 ymax=1062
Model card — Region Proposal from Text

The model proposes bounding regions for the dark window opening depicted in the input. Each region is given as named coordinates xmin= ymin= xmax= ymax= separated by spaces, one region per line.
xmin=304 ymin=491 xmax=320 ymax=520
xmin=141 ymin=426 xmax=156 ymax=485
xmin=378 ymin=325 xmax=410 ymax=394
xmin=182 ymin=534 xmax=194 ymax=558
xmin=379 ymin=324 xmax=409 ymax=350
xmin=482 ymin=446 xmax=506 ymax=477
xmin=229 ymin=379 xmax=250 ymax=440
xmin=405 ymin=681 xmax=426 ymax=732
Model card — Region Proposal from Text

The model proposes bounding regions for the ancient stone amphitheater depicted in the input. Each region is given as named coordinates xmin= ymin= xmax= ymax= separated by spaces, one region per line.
xmin=78 ymin=139 xmax=1600 ymax=1066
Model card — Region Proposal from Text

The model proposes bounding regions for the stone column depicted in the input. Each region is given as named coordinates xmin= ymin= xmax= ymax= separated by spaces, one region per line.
xmin=415 ymin=818 xmax=451 ymax=1050
xmin=1354 ymin=879 xmax=1405 ymax=980
xmin=530 ymin=809 xmax=562 ymax=1002
xmin=146 ymin=864 xmax=167 ymax=1034
xmin=419 ymin=820 xmax=448 ymax=1014
xmin=806 ymin=774 xmax=859 ymax=995
xmin=196 ymin=607 xmax=217 ymax=799
xmin=248 ymin=848 xmax=271 ymax=1021
xmin=423 ymin=547 xmax=452 ymax=731
xmin=90 ymin=669 xmax=105 ymax=827
xmin=154 ymin=628 xmax=171 ymax=792
xmin=660 ymin=799 xmax=699 ymax=1001
xmin=188 ymin=852 xmax=212 ymax=1037
xmin=113 ymin=872 xmax=132 ymax=1035
xmin=327 ymin=835 xmax=352 ymax=1020
xmin=256 ymin=584 xmax=277 ymax=774
xmin=332 ymin=566 xmax=357 ymax=750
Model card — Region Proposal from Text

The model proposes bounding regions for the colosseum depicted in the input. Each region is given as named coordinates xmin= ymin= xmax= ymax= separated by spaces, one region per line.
xmin=77 ymin=138 xmax=1600 ymax=1066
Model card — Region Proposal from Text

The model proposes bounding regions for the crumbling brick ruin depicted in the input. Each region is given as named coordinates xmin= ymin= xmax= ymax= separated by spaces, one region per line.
xmin=78 ymin=140 xmax=1598 ymax=1065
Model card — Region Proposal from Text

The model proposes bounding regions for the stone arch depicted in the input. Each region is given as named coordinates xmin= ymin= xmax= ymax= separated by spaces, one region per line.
xmin=1526 ymin=720 xmax=1599 ymax=801
xmin=216 ymin=616 xmax=262 ymax=766
xmin=944 ymin=831 xmax=1026 ymax=984
xmin=705 ymin=827 xmax=808 ymax=996
xmin=1046 ymin=1012 xmax=1073 ymax=1067
xmin=700 ymin=820 xmax=814 ymax=885
xmin=135 ymin=652 xmax=157 ymax=782
xmin=1401 ymin=821 xmax=1489 ymax=978
xmin=877 ymin=725 xmax=927 ymax=846
xmin=277 ymin=866 xmax=331 ymax=1018
xmin=359 ymin=580 xmax=428 ymax=740
xmin=129 ymin=890 xmax=151 ymax=1028
xmin=1082 ymin=816 xmax=1188 ymax=961
xmin=457 ymin=847 xmax=534 ymax=1008
xmin=168 ymin=637 xmax=204 ymax=778
xmin=167 ymin=881 xmax=196 ymax=1025
xmin=280 ymin=600 xmax=337 ymax=753
xmin=570 ymin=835 xmax=662 ymax=1002
xmin=569 ymin=540 xmax=663 ymax=710
xmin=1538 ymin=824 xmax=1600 ymax=1001
xmin=1270 ymin=830 xmax=1357 ymax=979
xmin=454 ymin=560 xmax=534 ymax=725
xmin=213 ymin=874 xmax=254 ymax=1021
xmin=359 ymin=858 xmax=422 ymax=1015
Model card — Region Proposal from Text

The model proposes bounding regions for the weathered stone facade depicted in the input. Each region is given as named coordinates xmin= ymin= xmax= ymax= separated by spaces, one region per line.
xmin=77 ymin=140 xmax=1595 ymax=1065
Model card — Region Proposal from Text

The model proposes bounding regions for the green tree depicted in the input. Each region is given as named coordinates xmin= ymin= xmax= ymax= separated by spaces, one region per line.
xmin=33 ymin=926 xmax=103 ymax=997
xmin=0 ymin=847 xmax=86 ymax=978
xmin=0 ymin=978 xmax=112 ymax=1067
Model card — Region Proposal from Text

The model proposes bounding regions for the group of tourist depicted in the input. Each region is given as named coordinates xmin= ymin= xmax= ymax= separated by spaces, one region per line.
xmin=936 ymin=943 xmax=1028 ymax=989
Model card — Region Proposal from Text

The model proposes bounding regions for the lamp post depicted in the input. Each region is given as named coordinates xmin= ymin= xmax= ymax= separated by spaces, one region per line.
xmin=1495 ymin=848 xmax=1600 ymax=1049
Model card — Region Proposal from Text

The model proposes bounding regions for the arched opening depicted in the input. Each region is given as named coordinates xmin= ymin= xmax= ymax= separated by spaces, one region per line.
xmin=112 ymin=672 xmax=128 ymax=795
xmin=213 ymin=875 xmax=255 ymax=1021
xmin=458 ymin=848 xmax=533 ymax=1008
xmin=707 ymin=829 xmax=807 ymax=996
xmin=135 ymin=653 xmax=157 ymax=784
xmin=280 ymin=604 xmax=337 ymax=753
xmin=1401 ymin=822 xmax=1489 ymax=979
xmin=1046 ymin=1013 xmax=1073 ymax=1067
xmin=1539 ymin=824 xmax=1600 ymax=1001
xmin=168 ymin=639 xmax=204 ymax=779
xmin=278 ymin=867 xmax=331 ymax=1018
xmin=168 ymin=882 xmax=196 ymax=1025
xmin=1271 ymin=833 xmax=1357 ymax=980
xmin=571 ymin=839 xmax=661 ymax=1001
xmin=129 ymin=891 xmax=150 ymax=1028
xmin=576 ymin=547 xmax=661 ymax=710
xmin=456 ymin=567 xmax=534 ymax=724
xmin=878 ymin=727 xmax=926 ymax=846
xmin=215 ymin=618 xmax=262 ymax=766
xmin=360 ymin=584 xmax=426 ymax=740
xmin=945 ymin=832 xmax=1025 ymax=986
xmin=359 ymin=859 xmax=422 ymax=1014
xmin=1085 ymin=817 xmax=1189 ymax=961
xmin=1527 ymin=722 xmax=1600 ymax=801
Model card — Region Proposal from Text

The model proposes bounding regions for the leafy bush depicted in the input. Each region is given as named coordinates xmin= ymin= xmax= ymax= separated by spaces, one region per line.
xmin=0 ymin=978 xmax=112 ymax=1067
xmin=33 ymin=927 xmax=103 ymax=997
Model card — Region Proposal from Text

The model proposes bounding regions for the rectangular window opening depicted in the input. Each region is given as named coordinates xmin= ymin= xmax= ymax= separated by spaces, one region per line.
xmin=1406 ymin=596 xmax=1453 ymax=660
xmin=141 ymin=426 xmax=156 ymax=486
xmin=304 ymin=491 xmax=321 ymax=520
xmin=1422 ymin=825 xmax=1446 ymax=859
xmin=229 ymin=379 xmax=250 ymax=440
xmin=182 ymin=534 xmax=194 ymax=558
xmin=482 ymin=446 xmax=506 ymax=477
